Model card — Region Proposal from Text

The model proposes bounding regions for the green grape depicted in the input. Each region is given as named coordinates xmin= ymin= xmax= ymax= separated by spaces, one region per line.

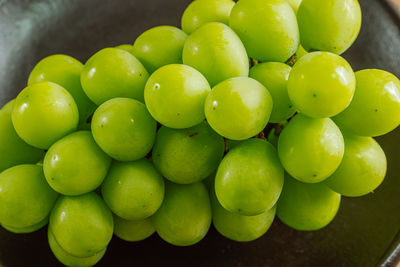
xmin=44 ymin=131 xmax=111 ymax=196
xmin=267 ymin=128 xmax=279 ymax=148
xmin=152 ymin=121 xmax=224 ymax=184
xmin=182 ymin=22 xmax=249 ymax=86
xmin=12 ymin=81 xmax=79 ymax=149
xmin=144 ymin=64 xmax=210 ymax=129
xmin=132 ymin=26 xmax=188 ymax=73
xmin=249 ymin=62 xmax=295 ymax=123
xmin=287 ymin=52 xmax=355 ymax=118
xmin=325 ymin=135 xmax=387 ymax=197
xmin=278 ymin=114 xmax=344 ymax=183
xmin=1 ymin=98 xmax=15 ymax=113
xmin=333 ymin=69 xmax=400 ymax=137
xmin=115 ymin=44 xmax=135 ymax=55
xmin=229 ymin=0 xmax=299 ymax=62
xmin=2 ymin=216 xmax=48 ymax=234
xmin=152 ymin=182 xmax=211 ymax=246
xmin=28 ymin=54 xmax=97 ymax=126
xmin=204 ymin=77 xmax=272 ymax=140
xmin=0 ymin=164 xmax=58 ymax=231
xmin=227 ymin=139 xmax=242 ymax=151
xmin=277 ymin=174 xmax=341 ymax=231
xmin=101 ymin=159 xmax=165 ymax=220
xmin=91 ymin=98 xmax=156 ymax=161
xmin=286 ymin=0 xmax=302 ymax=13
xmin=296 ymin=44 xmax=308 ymax=59
xmin=297 ymin=0 xmax=361 ymax=55
xmin=0 ymin=110 xmax=44 ymax=172
xmin=81 ymin=48 xmax=149 ymax=105
xmin=215 ymin=139 xmax=284 ymax=216
xmin=49 ymin=193 xmax=114 ymax=258
xmin=48 ymin=229 xmax=106 ymax=267
xmin=211 ymin=187 xmax=276 ymax=242
xmin=181 ymin=0 xmax=235 ymax=34
xmin=113 ymin=214 xmax=155 ymax=242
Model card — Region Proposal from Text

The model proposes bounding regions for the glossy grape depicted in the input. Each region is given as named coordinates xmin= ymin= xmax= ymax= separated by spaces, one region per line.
xmin=91 ymin=98 xmax=156 ymax=161
xmin=277 ymin=174 xmax=341 ymax=231
xmin=49 ymin=193 xmax=113 ymax=258
xmin=113 ymin=215 xmax=155 ymax=242
xmin=278 ymin=114 xmax=344 ymax=183
xmin=48 ymin=229 xmax=106 ymax=267
xmin=115 ymin=44 xmax=135 ymax=55
xmin=325 ymin=135 xmax=387 ymax=197
xmin=287 ymin=52 xmax=355 ymax=118
xmin=28 ymin=54 xmax=96 ymax=126
xmin=229 ymin=0 xmax=299 ymax=62
xmin=181 ymin=0 xmax=235 ymax=34
xmin=205 ymin=77 xmax=272 ymax=140
xmin=333 ymin=69 xmax=400 ymax=137
xmin=152 ymin=182 xmax=211 ymax=246
xmin=144 ymin=64 xmax=210 ymax=128
xmin=81 ymin=48 xmax=149 ymax=105
xmin=152 ymin=122 xmax=224 ymax=184
xmin=132 ymin=26 xmax=187 ymax=73
xmin=297 ymin=0 xmax=362 ymax=55
xmin=102 ymin=159 xmax=165 ymax=220
xmin=211 ymin=187 xmax=276 ymax=242
xmin=250 ymin=62 xmax=295 ymax=123
xmin=0 ymin=110 xmax=44 ymax=172
xmin=215 ymin=139 xmax=284 ymax=216
xmin=3 ymin=216 xmax=49 ymax=234
xmin=12 ymin=81 xmax=79 ymax=149
xmin=182 ymin=22 xmax=249 ymax=86
xmin=0 ymin=164 xmax=58 ymax=231
xmin=44 ymin=131 xmax=111 ymax=196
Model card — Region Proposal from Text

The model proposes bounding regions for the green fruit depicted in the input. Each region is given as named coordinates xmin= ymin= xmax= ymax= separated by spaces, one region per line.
xmin=152 ymin=122 xmax=224 ymax=184
xmin=181 ymin=0 xmax=235 ymax=34
xmin=12 ymin=81 xmax=79 ymax=149
xmin=278 ymin=114 xmax=344 ymax=183
xmin=277 ymin=174 xmax=341 ymax=231
xmin=132 ymin=26 xmax=188 ymax=73
xmin=1 ymin=99 xmax=15 ymax=113
xmin=182 ymin=22 xmax=249 ymax=86
xmin=115 ymin=44 xmax=135 ymax=55
xmin=49 ymin=193 xmax=113 ymax=258
xmin=333 ymin=69 xmax=400 ymax=137
xmin=44 ymin=131 xmax=111 ymax=196
xmin=48 ymin=229 xmax=106 ymax=267
xmin=81 ymin=48 xmax=149 ymax=105
xmin=91 ymin=98 xmax=157 ymax=161
xmin=113 ymin=214 xmax=155 ymax=242
xmin=28 ymin=54 xmax=96 ymax=125
xmin=297 ymin=0 xmax=361 ymax=55
xmin=152 ymin=182 xmax=211 ymax=246
xmin=2 ymin=216 xmax=48 ymax=234
xmin=229 ymin=0 xmax=299 ymax=62
xmin=0 ymin=164 xmax=58 ymax=231
xmin=102 ymin=159 xmax=165 ymax=220
xmin=250 ymin=62 xmax=295 ymax=123
xmin=0 ymin=110 xmax=44 ymax=172
xmin=211 ymin=187 xmax=276 ymax=242
xmin=215 ymin=139 xmax=284 ymax=216
xmin=144 ymin=64 xmax=210 ymax=129
xmin=325 ymin=135 xmax=387 ymax=197
xmin=205 ymin=77 xmax=272 ymax=140
xmin=287 ymin=52 xmax=356 ymax=118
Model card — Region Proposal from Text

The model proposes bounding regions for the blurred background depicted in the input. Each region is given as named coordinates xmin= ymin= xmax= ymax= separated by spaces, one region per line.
xmin=0 ymin=0 xmax=399 ymax=266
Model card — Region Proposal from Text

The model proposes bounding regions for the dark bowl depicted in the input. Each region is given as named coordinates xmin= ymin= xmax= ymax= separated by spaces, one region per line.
xmin=0 ymin=0 xmax=399 ymax=266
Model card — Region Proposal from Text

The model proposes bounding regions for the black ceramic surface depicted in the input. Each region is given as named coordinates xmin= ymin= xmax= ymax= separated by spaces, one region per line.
xmin=0 ymin=0 xmax=399 ymax=266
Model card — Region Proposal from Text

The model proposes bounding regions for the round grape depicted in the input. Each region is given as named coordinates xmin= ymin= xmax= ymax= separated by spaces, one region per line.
xmin=113 ymin=215 xmax=155 ymax=242
xmin=144 ymin=64 xmax=210 ymax=129
xmin=115 ymin=44 xmax=135 ymax=55
xmin=91 ymin=98 xmax=156 ymax=161
xmin=205 ymin=77 xmax=272 ymax=140
xmin=287 ymin=52 xmax=355 ymax=118
xmin=278 ymin=114 xmax=344 ymax=183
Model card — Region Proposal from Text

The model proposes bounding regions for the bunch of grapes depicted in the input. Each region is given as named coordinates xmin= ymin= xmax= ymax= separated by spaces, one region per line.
xmin=0 ymin=0 xmax=399 ymax=266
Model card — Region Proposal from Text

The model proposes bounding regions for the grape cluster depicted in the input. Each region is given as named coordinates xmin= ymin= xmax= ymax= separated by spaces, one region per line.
xmin=0 ymin=0 xmax=399 ymax=266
